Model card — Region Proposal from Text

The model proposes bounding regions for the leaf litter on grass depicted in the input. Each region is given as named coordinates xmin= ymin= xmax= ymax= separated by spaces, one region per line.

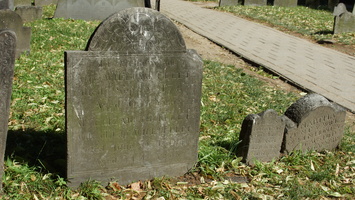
xmin=2 ymin=4 xmax=355 ymax=199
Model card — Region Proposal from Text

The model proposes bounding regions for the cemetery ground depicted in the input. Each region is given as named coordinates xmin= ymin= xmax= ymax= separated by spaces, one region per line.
xmin=2 ymin=4 xmax=355 ymax=199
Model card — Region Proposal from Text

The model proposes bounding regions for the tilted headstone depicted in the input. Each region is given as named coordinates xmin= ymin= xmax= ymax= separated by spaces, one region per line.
xmin=0 ymin=9 xmax=31 ymax=58
xmin=281 ymin=93 xmax=346 ymax=153
xmin=237 ymin=109 xmax=285 ymax=165
xmin=65 ymin=7 xmax=203 ymax=187
xmin=244 ymin=0 xmax=266 ymax=6
xmin=34 ymin=0 xmax=58 ymax=6
xmin=0 ymin=29 xmax=16 ymax=190
xmin=273 ymin=0 xmax=297 ymax=7
xmin=54 ymin=0 xmax=146 ymax=21
xmin=15 ymin=6 xmax=42 ymax=22
xmin=0 ymin=0 xmax=14 ymax=10
xmin=333 ymin=3 xmax=355 ymax=34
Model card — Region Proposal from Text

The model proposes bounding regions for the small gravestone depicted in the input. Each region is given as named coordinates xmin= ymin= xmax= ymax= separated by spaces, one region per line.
xmin=305 ymin=0 xmax=320 ymax=8
xmin=65 ymin=7 xmax=203 ymax=187
xmin=244 ymin=0 xmax=266 ymax=6
xmin=0 ymin=9 xmax=31 ymax=58
xmin=219 ymin=0 xmax=241 ymax=6
xmin=333 ymin=3 xmax=355 ymax=34
xmin=0 ymin=29 xmax=16 ymax=190
xmin=14 ymin=0 xmax=31 ymax=7
xmin=282 ymin=93 xmax=346 ymax=153
xmin=237 ymin=109 xmax=285 ymax=165
xmin=34 ymin=0 xmax=58 ymax=6
xmin=0 ymin=0 xmax=14 ymax=10
xmin=15 ymin=6 xmax=42 ymax=22
xmin=273 ymin=0 xmax=297 ymax=7
xmin=54 ymin=0 xmax=146 ymax=20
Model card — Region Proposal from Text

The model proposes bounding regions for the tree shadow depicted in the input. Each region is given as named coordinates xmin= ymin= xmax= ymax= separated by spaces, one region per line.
xmin=5 ymin=129 xmax=66 ymax=177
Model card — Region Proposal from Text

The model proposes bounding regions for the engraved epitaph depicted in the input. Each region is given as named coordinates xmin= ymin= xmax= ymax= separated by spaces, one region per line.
xmin=237 ymin=109 xmax=285 ymax=165
xmin=65 ymin=8 xmax=203 ymax=187
xmin=0 ymin=30 xmax=16 ymax=189
xmin=282 ymin=93 xmax=346 ymax=153
xmin=54 ymin=0 xmax=145 ymax=20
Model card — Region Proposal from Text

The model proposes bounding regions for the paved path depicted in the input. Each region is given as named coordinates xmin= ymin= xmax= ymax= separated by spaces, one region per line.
xmin=160 ymin=0 xmax=355 ymax=113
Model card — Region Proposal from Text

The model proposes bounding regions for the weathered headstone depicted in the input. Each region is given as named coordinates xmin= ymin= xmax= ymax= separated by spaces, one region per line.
xmin=34 ymin=0 xmax=58 ymax=6
xmin=237 ymin=109 xmax=285 ymax=165
xmin=14 ymin=0 xmax=31 ymax=7
xmin=15 ymin=6 xmax=42 ymax=22
xmin=65 ymin=7 xmax=203 ymax=187
xmin=244 ymin=0 xmax=266 ymax=6
xmin=0 ymin=0 xmax=14 ymax=10
xmin=274 ymin=0 xmax=297 ymax=7
xmin=219 ymin=0 xmax=241 ymax=6
xmin=0 ymin=29 xmax=16 ymax=190
xmin=0 ymin=9 xmax=31 ymax=58
xmin=54 ymin=0 xmax=146 ymax=20
xmin=282 ymin=93 xmax=346 ymax=153
xmin=333 ymin=3 xmax=355 ymax=34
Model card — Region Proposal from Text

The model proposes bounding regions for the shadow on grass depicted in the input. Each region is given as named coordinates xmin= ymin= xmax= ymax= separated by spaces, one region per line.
xmin=5 ymin=130 xmax=66 ymax=177
xmin=312 ymin=30 xmax=334 ymax=35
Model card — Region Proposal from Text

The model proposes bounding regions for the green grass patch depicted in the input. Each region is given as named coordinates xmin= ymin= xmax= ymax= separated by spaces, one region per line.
xmin=217 ymin=5 xmax=355 ymax=44
xmin=2 ymin=4 xmax=354 ymax=199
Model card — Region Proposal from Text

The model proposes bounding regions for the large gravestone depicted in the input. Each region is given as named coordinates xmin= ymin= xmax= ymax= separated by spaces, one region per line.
xmin=274 ymin=0 xmax=297 ymax=7
xmin=54 ymin=0 xmax=146 ymax=20
xmin=333 ymin=3 xmax=355 ymax=34
xmin=282 ymin=93 xmax=346 ymax=153
xmin=0 ymin=9 xmax=31 ymax=58
xmin=237 ymin=109 xmax=285 ymax=165
xmin=14 ymin=0 xmax=31 ymax=6
xmin=244 ymin=0 xmax=266 ymax=6
xmin=0 ymin=29 xmax=16 ymax=190
xmin=65 ymin=8 xmax=203 ymax=187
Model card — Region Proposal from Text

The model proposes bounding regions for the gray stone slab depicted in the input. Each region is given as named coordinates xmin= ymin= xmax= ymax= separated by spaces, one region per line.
xmin=14 ymin=0 xmax=31 ymax=6
xmin=0 ymin=9 xmax=31 ymax=58
xmin=54 ymin=0 xmax=145 ymax=21
xmin=333 ymin=3 xmax=355 ymax=34
xmin=65 ymin=7 xmax=203 ymax=187
xmin=237 ymin=109 xmax=285 ymax=165
xmin=219 ymin=0 xmax=241 ymax=6
xmin=244 ymin=0 xmax=266 ymax=6
xmin=15 ymin=6 xmax=42 ymax=22
xmin=273 ymin=0 xmax=297 ymax=7
xmin=282 ymin=93 xmax=346 ymax=153
xmin=34 ymin=0 xmax=58 ymax=6
xmin=0 ymin=29 xmax=16 ymax=190
xmin=0 ymin=0 xmax=14 ymax=10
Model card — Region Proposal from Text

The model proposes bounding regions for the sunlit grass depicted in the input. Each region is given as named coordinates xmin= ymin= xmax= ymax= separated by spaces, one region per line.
xmin=217 ymin=5 xmax=355 ymax=44
xmin=2 ymin=4 xmax=354 ymax=199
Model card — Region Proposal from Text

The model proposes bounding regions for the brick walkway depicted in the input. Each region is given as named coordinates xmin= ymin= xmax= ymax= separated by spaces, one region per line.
xmin=160 ymin=0 xmax=355 ymax=113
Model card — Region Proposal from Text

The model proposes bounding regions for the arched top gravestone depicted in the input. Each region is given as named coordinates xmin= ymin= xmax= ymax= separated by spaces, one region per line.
xmin=0 ymin=9 xmax=31 ymax=58
xmin=65 ymin=8 xmax=203 ymax=187
xmin=282 ymin=93 xmax=346 ymax=153
xmin=0 ymin=29 xmax=16 ymax=190
xmin=87 ymin=7 xmax=186 ymax=53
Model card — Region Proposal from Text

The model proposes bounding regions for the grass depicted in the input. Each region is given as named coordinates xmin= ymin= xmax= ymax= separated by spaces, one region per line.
xmin=216 ymin=5 xmax=355 ymax=44
xmin=2 ymin=4 xmax=354 ymax=199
